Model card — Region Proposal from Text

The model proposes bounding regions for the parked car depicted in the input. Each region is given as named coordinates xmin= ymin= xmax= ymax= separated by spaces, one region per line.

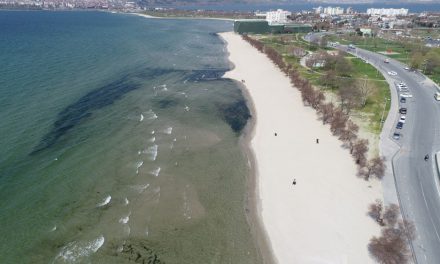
xmin=399 ymin=115 xmax=406 ymax=123
xmin=384 ymin=59 xmax=390 ymax=63
xmin=400 ymin=97 xmax=406 ymax=103
xmin=404 ymin=67 xmax=410 ymax=70
xmin=393 ymin=133 xmax=401 ymax=140
xmin=399 ymin=108 xmax=407 ymax=114
xmin=396 ymin=122 xmax=404 ymax=129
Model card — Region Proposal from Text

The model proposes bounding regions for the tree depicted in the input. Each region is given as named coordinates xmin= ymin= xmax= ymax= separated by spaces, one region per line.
xmin=358 ymin=78 xmax=372 ymax=107
xmin=339 ymin=84 xmax=361 ymax=114
xmin=319 ymin=36 xmax=328 ymax=48
xmin=330 ymin=107 xmax=348 ymax=136
xmin=352 ymin=138 xmax=369 ymax=166
xmin=335 ymin=55 xmax=354 ymax=77
xmin=339 ymin=120 xmax=359 ymax=150
xmin=368 ymin=219 xmax=416 ymax=264
xmin=425 ymin=50 xmax=440 ymax=75
xmin=318 ymin=102 xmax=335 ymax=124
xmin=383 ymin=204 xmax=400 ymax=227
xmin=365 ymin=156 xmax=386 ymax=180
xmin=368 ymin=199 xmax=384 ymax=225
xmin=410 ymin=51 xmax=424 ymax=70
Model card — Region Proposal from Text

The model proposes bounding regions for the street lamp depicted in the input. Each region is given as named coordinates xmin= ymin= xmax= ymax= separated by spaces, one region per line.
xmin=380 ymin=97 xmax=391 ymax=130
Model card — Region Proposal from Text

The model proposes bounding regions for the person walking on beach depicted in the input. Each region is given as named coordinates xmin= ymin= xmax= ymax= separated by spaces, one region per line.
xmin=274 ymin=132 xmax=277 ymax=136
xmin=316 ymin=138 xmax=319 ymax=144
xmin=292 ymin=179 xmax=296 ymax=185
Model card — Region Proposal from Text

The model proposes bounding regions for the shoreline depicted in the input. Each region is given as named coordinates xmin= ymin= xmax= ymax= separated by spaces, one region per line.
xmin=220 ymin=31 xmax=383 ymax=263
xmin=131 ymin=12 xmax=234 ymax=21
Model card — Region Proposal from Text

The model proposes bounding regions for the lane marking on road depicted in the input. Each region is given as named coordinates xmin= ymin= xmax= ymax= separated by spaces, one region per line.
xmin=418 ymin=177 xmax=440 ymax=242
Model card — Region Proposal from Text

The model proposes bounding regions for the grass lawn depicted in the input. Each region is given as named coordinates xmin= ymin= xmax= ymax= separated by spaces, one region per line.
xmin=254 ymin=34 xmax=391 ymax=134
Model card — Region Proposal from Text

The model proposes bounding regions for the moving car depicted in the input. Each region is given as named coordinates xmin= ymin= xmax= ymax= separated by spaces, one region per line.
xmin=384 ymin=59 xmax=390 ymax=63
xmin=388 ymin=71 xmax=397 ymax=76
xmin=393 ymin=133 xmax=401 ymax=140
xmin=400 ymin=97 xmax=406 ymax=103
xmin=399 ymin=108 xmax=407 ymax=114
xmin=396 ymin=122 xmax=404 ymax=129
xmin=435 ymin=92 xmax=440 ymax=101
xmin=404 ymin=67 xmax=410 ymax=70
xmin=400 ymin=93 xmax=413 ymax=98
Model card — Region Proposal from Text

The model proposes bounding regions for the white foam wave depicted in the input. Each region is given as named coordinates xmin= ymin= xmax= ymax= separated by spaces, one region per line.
xmin=144 ymin=109 xmax=158 ymax=120
xmin=119 ymin=212 xmax=131 ymax=224
xmin=184 ymin=105 xmax=190 ymax=112
xmin=150 ymin=167 xmax=161 ymax=177
xmin=50 ymin=225 xmax=57 ymax=232
xmin=140 ymin=114 xmax=144 ymax=122
xmin=151 ymin=130 xmax=155 ymax=135
xmin=141 ymin=145 xmax=158 ymax=161
xmin=135 ymin=161 xmax=144 ymax=174
xmin=148 ymin=137 xmax=156 ymax=143
xmin=163 ymin=127 xmax=173 ymax=135
xmin=54 ymin=235 xmax=105 ymax=263
xmin=124 ymin=197 xmax=129 ymax=206
xmin=131 ymin=184 xmax=150 ymax=194
xmin=96 ymin=195 xmax=111 ymax=207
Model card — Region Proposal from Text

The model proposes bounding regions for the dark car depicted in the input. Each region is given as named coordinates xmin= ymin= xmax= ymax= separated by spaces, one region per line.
xmin=400 ymin=97 xmax=406 ymax=103
xmin=396 ymin=122 xmax=404 ymax=129
xmin=399 ymin=108 xmax=407 ymax=114
xmin=393 ymin=133 xmax=401 ymax=140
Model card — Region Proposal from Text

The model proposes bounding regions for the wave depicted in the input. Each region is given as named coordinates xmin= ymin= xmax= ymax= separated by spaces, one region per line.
xmin=135 ymin=161 xmax=144 ymax=174
xmin=131 ymin=184 xmax=150 ymax=194
xmin=150 ymin=167 xmax=161 ymax=177
xmin=163 ymin=127 xmax=173 ymax=135
xmin=148 ymin=137 xmax=156 ymax=143
xmin=96 ymin=195 xmax=111 ymax=207
xmin=139 ymin=114 xmax=144 ymax=122
xmin=140 ymin=145 xmax=158 ymax=161
xmin=144 ymin=109 xmax=158 ymax=120
xmin=119 ymin=212 xmax=131 ymax=224
xmin=53 ymin=235 xmax=105 ymax=263
xmin=184 ymin=105 xmax=190 ymax=112
xmin=124 ymin=197 xmax=129 ymax=206
xmin=151 ymin=130 xmax=155 ymax=135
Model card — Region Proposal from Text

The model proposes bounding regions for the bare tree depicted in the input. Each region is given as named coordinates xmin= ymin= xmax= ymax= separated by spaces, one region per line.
xmin=364 ymin=156 xmax=386 ymax=180
xmin=358 ymin=79 xmax=372 ymax=107
xmin=339 ymin=84 xmax=361 ymax=114
xmin=330 ymin=107 xmax=348 ymax=136
xmin=368 ymin=199 xmax=384 ymax=226
xmin=352 ymin=138 xmax=369 ymax=166
xmin=383 ymin=204 xmax=400 ymax=227
xmin=317 ymin=102 xmax=335 ymax=124
xmin=339 ymin=120 xmax=359 ymax=150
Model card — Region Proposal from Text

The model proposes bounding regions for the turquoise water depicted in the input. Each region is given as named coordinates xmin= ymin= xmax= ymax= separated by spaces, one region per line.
xmin=0 ymin=11 xmax=260 ymax=263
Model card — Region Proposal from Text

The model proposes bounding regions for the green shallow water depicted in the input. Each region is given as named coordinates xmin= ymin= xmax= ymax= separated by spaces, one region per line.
xmin=0 ymin=11 xmax=261 ymax=263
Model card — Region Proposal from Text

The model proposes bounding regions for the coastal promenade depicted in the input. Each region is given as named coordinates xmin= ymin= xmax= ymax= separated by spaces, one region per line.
xmin=220 ymin=32 xmax=382 ymax=264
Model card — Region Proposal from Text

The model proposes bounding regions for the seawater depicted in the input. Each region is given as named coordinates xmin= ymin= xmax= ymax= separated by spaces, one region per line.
xmin=0 ymin=11 xmax=260 ymax=263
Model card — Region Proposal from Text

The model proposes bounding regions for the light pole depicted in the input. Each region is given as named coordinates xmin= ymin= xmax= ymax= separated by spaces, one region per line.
xmin=380 ymin=97 xmax=391 ymax=130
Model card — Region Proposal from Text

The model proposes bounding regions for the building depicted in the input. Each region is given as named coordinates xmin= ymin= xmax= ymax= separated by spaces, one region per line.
xmin=266 ymin=9 xmax=292 ymax=24
xmin=233 ymin=20 xmax=312 ymax=34
xmin=367 ymin=8 xmax=409 ymax=16
xmin=323 ymin=6 xmax=344 ymax=16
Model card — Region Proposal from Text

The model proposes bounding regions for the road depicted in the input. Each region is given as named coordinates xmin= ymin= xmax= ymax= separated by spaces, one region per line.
xmin=305 ymin=33 xmax=440 ymax=264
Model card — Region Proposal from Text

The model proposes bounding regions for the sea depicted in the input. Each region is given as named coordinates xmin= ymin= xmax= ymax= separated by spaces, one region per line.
xmin=0 ymin=11 xmax=261 ymax=263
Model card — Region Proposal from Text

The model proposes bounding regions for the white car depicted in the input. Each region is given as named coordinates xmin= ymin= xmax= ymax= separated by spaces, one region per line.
xmin=400 ymin=93 xmax=413 ymax=98
xmin=399 ymin=86 xmax=409 ymax=92
xmin=404 ymin=67 xmax=410 ymax=70
xmin=388 ymin=71 xmax=397 ymax=76
xmin=399 ymin=115 xmax=406 ymax=123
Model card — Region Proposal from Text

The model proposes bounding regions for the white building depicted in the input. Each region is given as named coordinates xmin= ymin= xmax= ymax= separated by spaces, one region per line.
xmin=266 ymin=9 xmax=292 ymax=24
xmin=313 ymin=6 xmax=323 ymax=14
xmin=323 ymin=6 xmax=344 ymax=16
xmin=367 ymin=8 xmax=409 ymax=16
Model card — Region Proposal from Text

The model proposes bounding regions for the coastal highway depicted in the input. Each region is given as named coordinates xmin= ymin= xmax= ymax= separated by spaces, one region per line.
xmin=305 ymin=33 xmax=440 ymax=264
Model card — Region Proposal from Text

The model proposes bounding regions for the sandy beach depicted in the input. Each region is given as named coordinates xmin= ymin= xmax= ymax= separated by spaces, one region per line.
xmin=220 ymin=32 xmax=383 ymax=264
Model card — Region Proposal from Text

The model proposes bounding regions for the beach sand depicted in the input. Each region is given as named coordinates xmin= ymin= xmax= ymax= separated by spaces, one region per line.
xmin=220 ymin=31 xmax=383 ymax=264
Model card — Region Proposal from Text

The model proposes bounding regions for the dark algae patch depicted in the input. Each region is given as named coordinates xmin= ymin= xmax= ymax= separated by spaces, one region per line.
xmin=218 ymin=99 xmax=251 ymax=133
